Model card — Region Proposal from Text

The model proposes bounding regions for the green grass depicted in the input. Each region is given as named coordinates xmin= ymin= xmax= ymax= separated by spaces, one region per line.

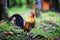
xmin=6 ymin=6 xmax=60 ymax=39
xmin=30 ymin=12 xmax=60 ymax=38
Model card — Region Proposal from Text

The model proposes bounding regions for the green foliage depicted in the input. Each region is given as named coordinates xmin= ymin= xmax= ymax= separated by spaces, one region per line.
xmin=0 ymin=22 xmax=13 ymax=32
xmin=46 ymin=12 xmax=58 ymax=16
xmin=30 ymin=12 xmax=60 ymax=38
xmin=0 ymin=12 xmax=60 ymax=39
xmin=56 ymin=17 xmax=60 ymax=25
xmin=12 ymin=29 xmax=26 ymax=35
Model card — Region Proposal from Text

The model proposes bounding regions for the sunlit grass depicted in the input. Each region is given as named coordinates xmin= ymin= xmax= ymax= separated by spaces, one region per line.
xmin=8 ymin=6 xmax=35 ymax=17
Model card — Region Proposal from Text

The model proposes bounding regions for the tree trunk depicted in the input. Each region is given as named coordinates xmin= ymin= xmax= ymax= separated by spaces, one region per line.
xmin=0 ymin=0 xmax=9 ymax=21
xmin=19 ymin=0 xmax=22 ymax=7
xmin=7 ymin=0 xmax=10 ymax=8
xmin=31 ymin=0 xmax=34 ymax=9
xmin=26 ymin=0 xmax=31 ymax=8
xmin=0 ymin=0 xmax=3 ymax=20
xmin=35 ymin=0 xmax=42 ymax=17
xmin=12 ymin=0 xmax=17 ymax=6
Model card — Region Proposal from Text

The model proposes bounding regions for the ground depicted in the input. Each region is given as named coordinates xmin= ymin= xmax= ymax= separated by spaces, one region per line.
xmin=0 ymin=7 xmax=60 ymax=40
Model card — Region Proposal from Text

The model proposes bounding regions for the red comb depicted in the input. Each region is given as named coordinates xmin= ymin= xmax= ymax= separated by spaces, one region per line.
xmin=30 ymin=12 xmax=35 ymax=18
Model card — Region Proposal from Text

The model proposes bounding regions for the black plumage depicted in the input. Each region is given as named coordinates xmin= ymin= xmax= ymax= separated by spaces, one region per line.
xmin=9 ymin=14 xmax=24 ymax=28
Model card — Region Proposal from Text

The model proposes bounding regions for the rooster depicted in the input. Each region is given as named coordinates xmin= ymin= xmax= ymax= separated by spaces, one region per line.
xmin=8 ymin=12 xmax=35 ymax=35
xmin=24 ymin=12 xmax=35 ymax=35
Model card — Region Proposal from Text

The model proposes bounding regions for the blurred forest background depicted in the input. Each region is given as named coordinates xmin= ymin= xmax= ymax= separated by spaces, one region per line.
xmin=0 ymin=0 xmax=60 ymax=40
xmin=7 ymin=0 xmax=35 ymax=16
xmin=0 ymin=0 xmax=35 ymax=21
